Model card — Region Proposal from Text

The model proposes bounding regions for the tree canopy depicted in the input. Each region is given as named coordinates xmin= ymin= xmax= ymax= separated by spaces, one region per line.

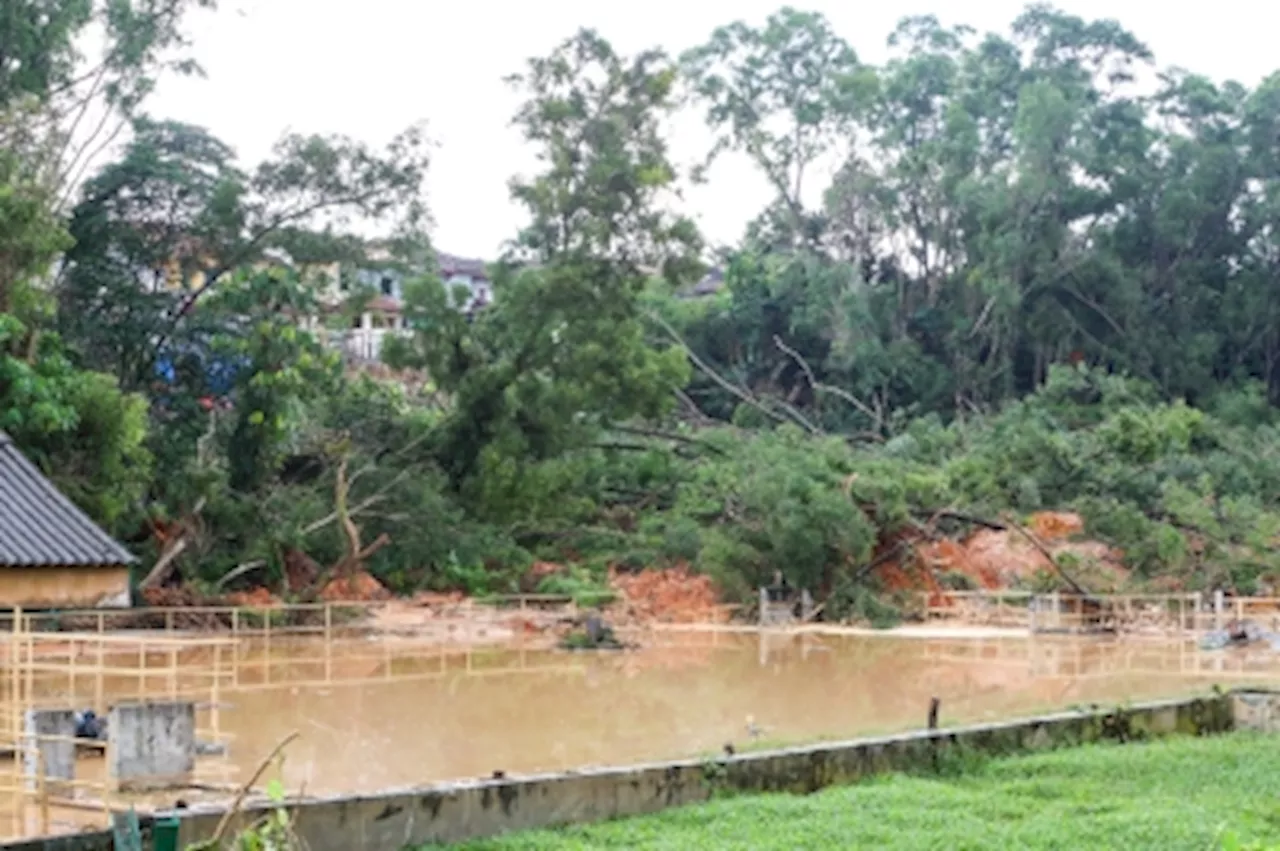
xmin=6 ymin=4 xmax=1280 ymax=621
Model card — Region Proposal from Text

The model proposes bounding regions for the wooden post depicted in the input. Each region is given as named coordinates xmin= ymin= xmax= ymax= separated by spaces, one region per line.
xmin=212 ymin=642 xmax=223 ymax=749
xmin=94 ymin=636 xmax=104 ymax=714
xmin=927 ymin=697 xmax=941 ymax=730
xmin=168 ymin=647 xmax=178 ymax=700
xmin=37 ymin=751 xmax=48 ymax=836
xmin=11 ymin=607 xmax=21 ymax=832
xmin=68 ymin=634 xmax=77 ymax=701
xmin=759 ymin=587 xmax=768 ymax=627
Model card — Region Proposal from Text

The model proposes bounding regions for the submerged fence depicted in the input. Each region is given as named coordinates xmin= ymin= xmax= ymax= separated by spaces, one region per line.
xmin=919 ymin=589 xmax=1280 ymax=635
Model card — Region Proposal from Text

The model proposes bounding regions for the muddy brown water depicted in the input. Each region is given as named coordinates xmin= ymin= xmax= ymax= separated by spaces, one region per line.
xmin=9 ymin=627 xmax=1280 ymax=838
xmin=199 ymin=629 xmax=1279 ymax=795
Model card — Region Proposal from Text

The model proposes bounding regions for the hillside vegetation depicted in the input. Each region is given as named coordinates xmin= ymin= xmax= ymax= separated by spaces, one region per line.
xmin=4 ymin=3 xmax=1280 ymax=617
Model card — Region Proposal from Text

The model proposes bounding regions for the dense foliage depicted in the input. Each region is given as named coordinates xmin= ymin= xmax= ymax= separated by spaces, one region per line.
xmin=5 ymin=3 xmax=1280 ymax=616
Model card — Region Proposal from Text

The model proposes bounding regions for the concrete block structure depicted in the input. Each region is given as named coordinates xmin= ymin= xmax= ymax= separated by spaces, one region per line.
xmin=21 ymin=709 xmax=76 ymax=792
xmin=108 ymin=702 xmax=196 ymax=792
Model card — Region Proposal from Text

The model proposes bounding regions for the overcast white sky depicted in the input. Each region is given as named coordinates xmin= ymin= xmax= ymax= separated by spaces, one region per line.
xmin=148 ymin=1 xmax=1280 ymax=259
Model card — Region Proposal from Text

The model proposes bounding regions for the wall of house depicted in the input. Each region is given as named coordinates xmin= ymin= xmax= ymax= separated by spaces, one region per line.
xmin=0 ymin=566 xmax=130 ymax=609
xmin=444 ymin=272 xmax=491 ymax=310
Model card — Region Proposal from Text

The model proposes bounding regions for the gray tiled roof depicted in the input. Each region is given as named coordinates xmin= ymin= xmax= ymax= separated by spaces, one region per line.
xmin=436 ymin=252 xmax=488 ymax=278
xmin=0 ymin=432 xmax=136 ymax=567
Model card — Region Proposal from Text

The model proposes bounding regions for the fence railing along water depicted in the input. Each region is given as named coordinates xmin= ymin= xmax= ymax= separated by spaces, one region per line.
xmin=0 ymin=598 xmax=603 ymax=841
xmin=0 ymin=610 xmax=237 ymax=837
xmin=919 ymin=590 xmax=1280 ymax=635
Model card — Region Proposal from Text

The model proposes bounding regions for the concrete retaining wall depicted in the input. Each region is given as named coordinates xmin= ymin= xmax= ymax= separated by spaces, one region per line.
xmin=2 ymin=691 xmax=1268 ymax=851
xmin=172 ymin=693 xmax=1239 ymax=851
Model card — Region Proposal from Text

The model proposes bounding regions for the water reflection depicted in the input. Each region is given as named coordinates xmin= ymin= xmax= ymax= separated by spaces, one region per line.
xmin=208 ymin=630 xmax=1280 ymax=796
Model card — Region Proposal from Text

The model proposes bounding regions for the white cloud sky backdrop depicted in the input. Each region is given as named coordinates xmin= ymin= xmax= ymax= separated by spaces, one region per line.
xmin=149 ymin=0 xmax=1280 ymax=259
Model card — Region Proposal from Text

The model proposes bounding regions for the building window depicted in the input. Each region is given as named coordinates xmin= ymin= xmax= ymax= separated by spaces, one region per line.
xmin=380 ymin=275 xmax=394 ymax=296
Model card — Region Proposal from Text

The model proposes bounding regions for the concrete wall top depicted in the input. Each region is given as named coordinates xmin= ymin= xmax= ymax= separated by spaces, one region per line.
xmin=4 ymin=691 xmax=1268 ymax=851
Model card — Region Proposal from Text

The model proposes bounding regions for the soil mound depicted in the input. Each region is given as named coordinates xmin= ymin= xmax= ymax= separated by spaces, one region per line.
xmin=320 ymin=570 xmax=390 ymax=602
xmin=610 ymin=565 xmax=728 ymax=624
xmin=226 ymin=587 xmax=281 ymax=607
xmin=915 ymin=511 xmax=1128 ymax=592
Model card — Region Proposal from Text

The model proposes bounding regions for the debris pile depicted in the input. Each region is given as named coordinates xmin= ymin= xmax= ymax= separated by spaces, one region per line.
xmin=283 ymin=548 xmax=322 ymax=594
xmin=610 ymin=564 xmax=728 ymax=624
xmin=904 ymin=512 xmax=1128 ymax=594
xmin=520 ymin=561 xmax=564 ymax=592
xmin=227 ymin=588 xmax=280 ymax=607
xmin=320 ymin=570 xmax=390 ymax=602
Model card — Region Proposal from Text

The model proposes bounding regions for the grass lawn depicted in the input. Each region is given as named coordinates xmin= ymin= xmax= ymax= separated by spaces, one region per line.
xmin=439 ymin=733 xmax=1280 ymax=850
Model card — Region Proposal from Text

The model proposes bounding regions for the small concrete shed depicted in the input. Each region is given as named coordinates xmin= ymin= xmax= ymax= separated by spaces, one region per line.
xmin=0 ymin=431 xmax=134 ymax=608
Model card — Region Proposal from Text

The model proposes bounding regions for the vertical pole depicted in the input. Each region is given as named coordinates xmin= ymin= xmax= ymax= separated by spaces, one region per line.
xmin=264 ymin=612 xmax=271 ymax=687
xmin=168 ymin=647 xmax=178 ymax=700
xmin=1214 ymin=589 xmax=1225 ymax=631
xmin=94 ymin=636 xmax=103 ymax=714
xmin=759 ymin=587 xmax=767 ymax=627
xmin=11 ymin=608 xmax=21 ymax=833
xmin=36 ymin=751 xmax=47 ymax=836
xmin=212 ymin=642 xmax=222 ymax=750
xmin=67 ymin=635 xmax=77 ymax=709
xmin=324 ymin=603 xmax=333 ymax=683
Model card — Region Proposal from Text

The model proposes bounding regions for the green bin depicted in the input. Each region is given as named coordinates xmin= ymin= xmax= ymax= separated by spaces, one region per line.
xmin=153 ymin=816 xmax=180 ymax=851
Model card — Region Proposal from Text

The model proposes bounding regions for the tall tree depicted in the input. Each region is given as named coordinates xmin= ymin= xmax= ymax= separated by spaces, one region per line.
xmin=388 ymin=29 xmax=700 ymax=508
xmin=682 ymin=7 xmax=866 ymax=244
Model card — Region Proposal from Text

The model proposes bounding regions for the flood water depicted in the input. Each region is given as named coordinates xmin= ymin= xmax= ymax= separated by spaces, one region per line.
xmin=197 ymin=629 xmax=1280 ymax=796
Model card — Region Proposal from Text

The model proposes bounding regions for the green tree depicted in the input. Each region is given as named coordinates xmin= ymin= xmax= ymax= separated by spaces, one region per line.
xmin=682 ymin=7 xmax=867 ymax=244
xmin=57 ymin=117 xmax=429 ymax=391
xmin=391 ymin=30 xmax=700 ymax=510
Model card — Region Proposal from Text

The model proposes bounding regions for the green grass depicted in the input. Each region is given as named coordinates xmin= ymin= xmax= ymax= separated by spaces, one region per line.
xmin=436 ymin=734 xmax=1280 ymax=850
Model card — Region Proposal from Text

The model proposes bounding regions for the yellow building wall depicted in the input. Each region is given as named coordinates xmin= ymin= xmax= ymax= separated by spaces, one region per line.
xmin=0 ymin=566 xmax=131 ymax=609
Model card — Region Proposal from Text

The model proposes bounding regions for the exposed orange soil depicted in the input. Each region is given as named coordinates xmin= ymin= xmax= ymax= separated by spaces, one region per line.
xmin=609 ymin=564 xmax=730 ymax=624
xmin=877 ymin=511 xmax=1129 ymax=603
xmin=911 ymin=511 xmax=1131 ymax=596
xmin=226 ymin=587 xmax=280 ymax=607
xmin=319 ymin=570 xmax=391 ymax=602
